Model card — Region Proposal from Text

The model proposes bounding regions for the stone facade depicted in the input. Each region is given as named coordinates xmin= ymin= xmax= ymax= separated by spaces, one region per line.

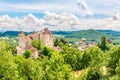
xmin=77 ymin=38 xmax=97 ymax=51
xmin=16 ymin=28 xmax=54 ymax=58
xmin=78 ymin=38 xmax=87 ymax=51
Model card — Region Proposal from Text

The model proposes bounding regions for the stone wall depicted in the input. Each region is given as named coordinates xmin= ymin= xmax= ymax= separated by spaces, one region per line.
xmin=16 ymin=28 xmax=54 ymax=58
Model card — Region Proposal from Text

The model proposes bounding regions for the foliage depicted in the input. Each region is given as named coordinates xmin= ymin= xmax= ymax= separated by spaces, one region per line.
xmin=54 ymin=38 xmax=69 ymax=47
xmin=0 ymin=50 xmax=19 ymax=80
xmin=23 ymin=50 xmax=32 ymax=59
xmin=31 ymin=39 xmax=41 ymax=50
xmin=42 ymin=52 xmax=72 ymax=80
xmin=106 ymin=45 xmax=120 ymax=75
xmin=60 ymin=38 xmax=68 ymax=44
xmin=115 ymin=59 xmax=120 ymax=79
xmin=42 ymin=47 xmax=53 ymax=57
xmin=53 ymin=29 xmax=120 ymax=44
xmin=54 ymin=38 xmax=61 ymax=46
xmin=61 ymin=46 xmax=82 ymax=70
xmin=79 ymin=67 xmax=100 ymax=80
xmin=0 ymin=40 xmax=120 ymax=79
xmin=0 ymin=40 xmax=10 ymax=51
xmin=100 ymin=35 xmax=107 ymax=51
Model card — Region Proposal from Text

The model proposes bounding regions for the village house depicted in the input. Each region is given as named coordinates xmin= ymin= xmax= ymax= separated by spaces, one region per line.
xmin=77 ymin=38 xmax=97 ymax=51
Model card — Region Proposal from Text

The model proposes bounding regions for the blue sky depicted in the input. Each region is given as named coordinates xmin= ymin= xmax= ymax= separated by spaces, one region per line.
xmin=0 ymin=0 xmax=120 ymax=18
xmin=0 ymin=0 xmax=120 ymax=31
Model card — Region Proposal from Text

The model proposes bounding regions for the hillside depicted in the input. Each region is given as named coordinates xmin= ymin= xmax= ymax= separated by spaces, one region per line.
xmin=53 ymin=29 xmax=120 ymax=44
xmin=66 ymin=29 xmax=104 ymax=40
xmin=98 ymin=30 xmax=120 ymax=36
xmin=0 ymin=29 xmax=120 ymax=44
xmin=0 ymin=31 xmax=30 ymax=37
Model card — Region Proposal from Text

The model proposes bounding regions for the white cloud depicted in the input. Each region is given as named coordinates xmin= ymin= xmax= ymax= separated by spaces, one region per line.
xmin=0 ymin=11 xmax=120 ymax=31
xmin=77 ymin=0 xmax=92 ymax=17
xmin=0 ymin=1 xmax=79 ymax=13
xmin=0 ymin=0 xmax=120 ymax=17
xmin=112 ymin=10 xmax=120 ymax=20
xmin=44 ymin=11 xmax=80 ymax=30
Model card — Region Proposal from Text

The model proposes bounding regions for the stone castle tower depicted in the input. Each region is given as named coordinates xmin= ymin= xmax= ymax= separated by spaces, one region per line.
xmin=16 ymin=28 xmax=54 ymax=58
xmin=38 ymin=28 xmax=53 ymax=47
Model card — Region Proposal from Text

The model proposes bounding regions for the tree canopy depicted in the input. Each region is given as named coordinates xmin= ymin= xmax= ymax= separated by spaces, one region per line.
xmin=0 ymin=40 xmax=120 ymax=80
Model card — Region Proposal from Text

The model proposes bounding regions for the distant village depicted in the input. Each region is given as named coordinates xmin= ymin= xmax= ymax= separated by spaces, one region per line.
xmin=75 ymin=38 xmax=97 ymax=51
xmin=75 ymin=37 xmax=112 ymax=51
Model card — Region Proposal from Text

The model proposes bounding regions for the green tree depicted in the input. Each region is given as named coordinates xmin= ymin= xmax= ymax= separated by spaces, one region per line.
xmin=115 ymin=59 xmax=120 ymax=79
xmin=54 ymin=38 xmax=60 ymax=46
xmin=80 ymin=67 xmax=100 ymax=80
xmin=54 ymin=38 xmax=68 ymax=47
xmin=43 ymin=52 xmax=72 ymax=80
xmin=31 ymin=39 xmax=41 ymax=50
xmin=60 ymin=38 xmax=68 ymax=44
xmin=61 ymin=46 xmax=82 ymax=70
xmin=0 ymin=40 xmax=10 ymax=51
xmin=100 ymin=35 xmax=107 ymax=51
xmin=78 ymin=47 xmax=103 ymax=70
xmin=14 ymin=56 xmax=43 ymax=80
xmin=42 ymin=47 xmax=53 ymax=56
xmin=10 ymin=46 xmax=17 ymax=55
xmin=23 ymin=50 xmax=32 ymax=59
xmin=21 ymin=59 xmax=43 ymax=80
xmin=106 ymin=45 xmax=120 ymax=75
xmin=0 ymin=50 xmax=19 ymax=80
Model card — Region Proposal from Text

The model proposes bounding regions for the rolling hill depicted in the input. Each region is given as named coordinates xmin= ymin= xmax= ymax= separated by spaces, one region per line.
xmin=0 ymin=29 xmax=120 ymax=44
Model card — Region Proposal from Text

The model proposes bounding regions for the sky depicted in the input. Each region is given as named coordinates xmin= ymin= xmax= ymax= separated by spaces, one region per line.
xmin=0 ymin=0 xmax=120 ymax=31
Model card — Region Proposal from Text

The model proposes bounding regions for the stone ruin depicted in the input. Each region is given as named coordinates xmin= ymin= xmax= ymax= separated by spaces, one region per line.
xmin=16 ymin=28 xmax=54 ymax=58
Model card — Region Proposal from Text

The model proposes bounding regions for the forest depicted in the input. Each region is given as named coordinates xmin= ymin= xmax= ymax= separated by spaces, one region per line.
xmin=0 ymin=35 xmax=120 ymax=80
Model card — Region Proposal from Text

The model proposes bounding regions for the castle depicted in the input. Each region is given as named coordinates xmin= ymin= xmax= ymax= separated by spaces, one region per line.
xmin=16 ymin=28 xmax=54 ymax=58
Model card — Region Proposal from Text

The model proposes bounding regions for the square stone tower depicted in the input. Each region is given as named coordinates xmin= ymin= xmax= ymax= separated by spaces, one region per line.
xmin=38 ymin=28 xmax=53 ymax=48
